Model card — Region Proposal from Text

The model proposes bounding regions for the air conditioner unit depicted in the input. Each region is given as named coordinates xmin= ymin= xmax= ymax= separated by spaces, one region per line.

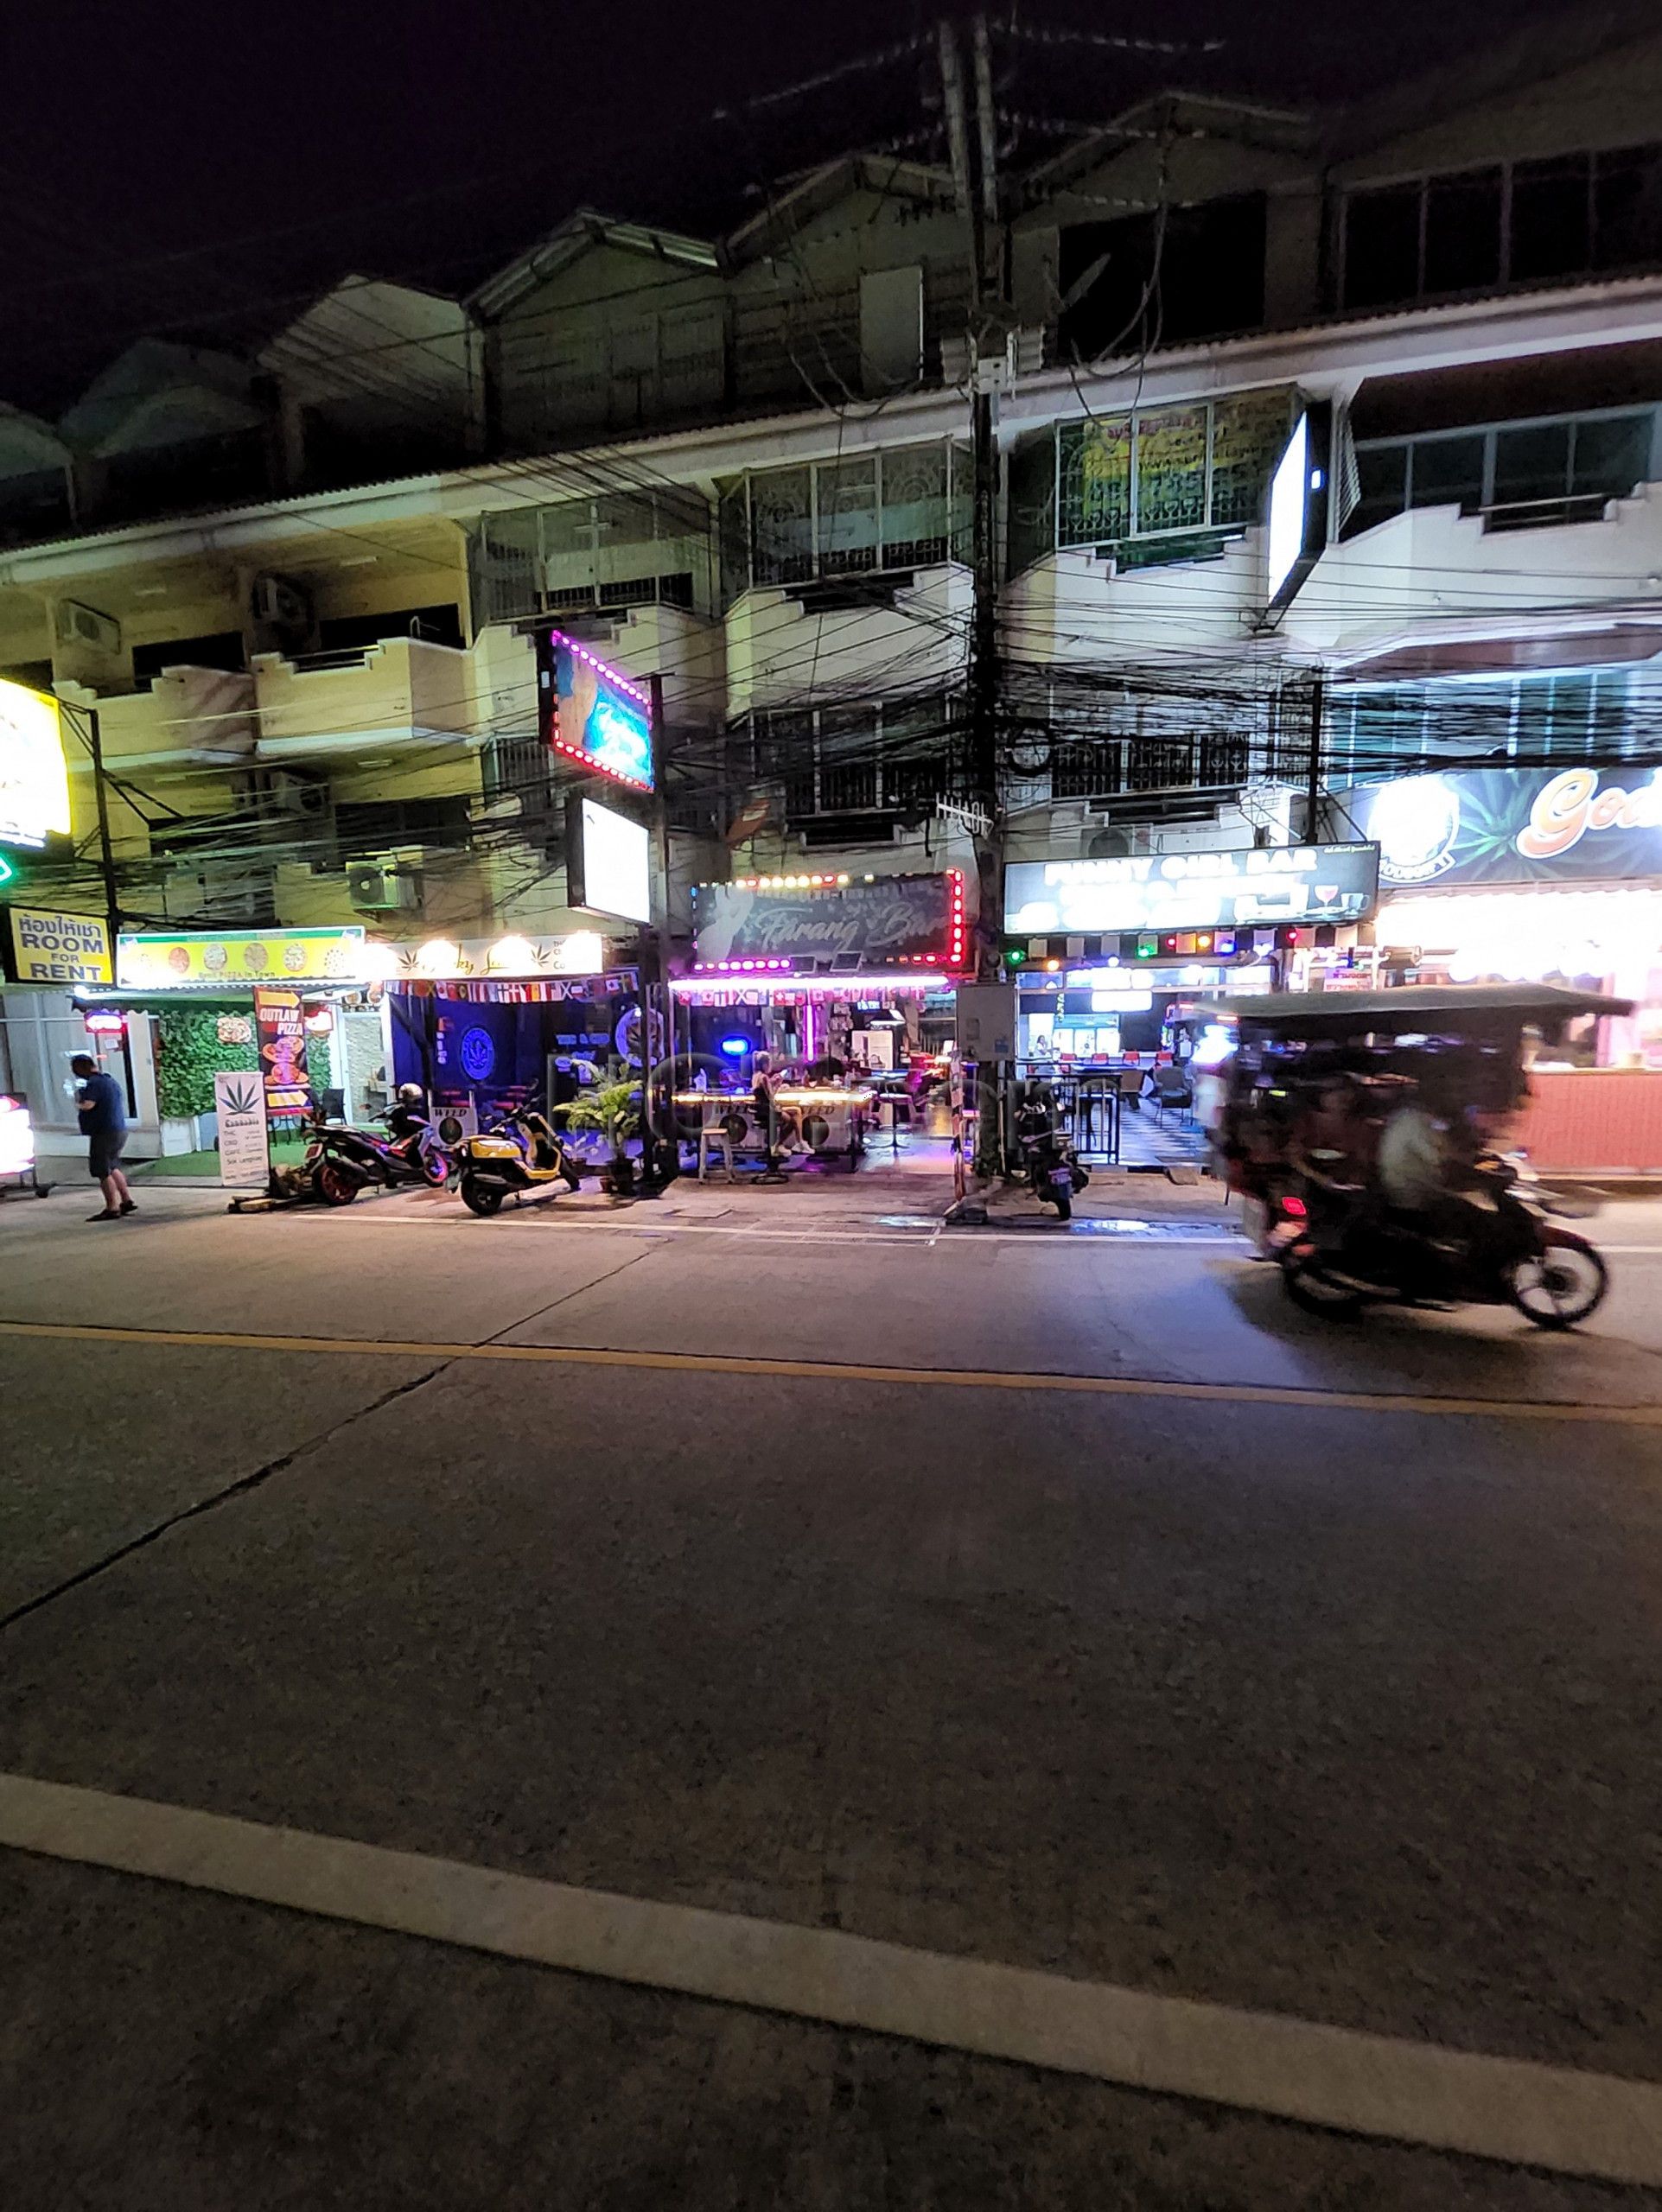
xmin=1007 ymin=326 xmax=1046 ymax=378
xmin=250 ymin=572 xmax=312 ymax=636
xmin=347 ymin=862 xmax=421 ymax=912
xmin=268 ymin=769 xmax=330 ymax=817
xmin=54 ymin=600 xmax=122 ymax=653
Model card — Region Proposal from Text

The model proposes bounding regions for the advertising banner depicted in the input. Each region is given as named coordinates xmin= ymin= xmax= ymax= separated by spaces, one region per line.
xmin=692 ymin=873 xmax=961 ymax=969
xmin=1340 ymin=767 xmax=1662 ymax=889
xmin=253 ymin=987 xmax=312 ymax=1115
xmin=566 ymin=793 xmax=652 ymax=925
xmin=3 ymin=905 xmax=112 ymax=985
xmin=538 ymin=629 xmax=654 ymax=791
xmin=213 ymin=1069 xmax=270 ymax=1187
xmin=1005 ymin=843 xmax=1379 ymax=938
xmin=0 ymin=677 xmax=72 ymax=850
xmin=117 ymin=926 xmax=366 ymax=988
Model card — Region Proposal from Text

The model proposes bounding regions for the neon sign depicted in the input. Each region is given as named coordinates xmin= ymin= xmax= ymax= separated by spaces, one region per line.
xmin=538 ymin=630 xmax=654 ymax=791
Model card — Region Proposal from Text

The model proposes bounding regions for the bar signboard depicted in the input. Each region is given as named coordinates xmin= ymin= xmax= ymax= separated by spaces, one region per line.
xmin=1005 ymin=842 xmax=1379 ymax=937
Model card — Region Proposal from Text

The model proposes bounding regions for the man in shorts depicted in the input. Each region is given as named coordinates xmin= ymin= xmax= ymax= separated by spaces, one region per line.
xmin=72 ymin=1052 xmax=135 ymax=1221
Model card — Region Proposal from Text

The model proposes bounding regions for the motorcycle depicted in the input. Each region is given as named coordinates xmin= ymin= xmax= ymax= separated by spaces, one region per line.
xmin=1239 ymin=1177 xmax=1309 ymax=1259
xmin=1014 ymin=1095 xmax=1087 ymax=1223
xmin=305 ymin=1105 xmax=455 ymax=1206
xmin=1279 ymin=1159 xmax=1608 ymax=1330
xmin=457 ymin=1102 xmax=585 ymax=1217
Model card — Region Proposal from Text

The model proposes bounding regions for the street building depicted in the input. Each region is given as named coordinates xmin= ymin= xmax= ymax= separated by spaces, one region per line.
xmin=3 ymin=5 xmax=1662 ymax=1167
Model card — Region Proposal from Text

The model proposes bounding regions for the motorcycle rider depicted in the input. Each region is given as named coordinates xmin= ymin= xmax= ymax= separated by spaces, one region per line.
xmin=1375 ymin=1089 xmax=1446 ymax=1215
xmin=1286 ymin=1065 xmax=1378 ymax=1241
xmin=385 ymin=1082 xmax=430 ymax=1153
xmin=1375 ymin=1063 xmax=1500 ymax=1258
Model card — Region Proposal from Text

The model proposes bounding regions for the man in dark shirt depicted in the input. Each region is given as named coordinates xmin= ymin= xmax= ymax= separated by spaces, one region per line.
xmin=71 ymin=1052 xmax=135 ymax=1222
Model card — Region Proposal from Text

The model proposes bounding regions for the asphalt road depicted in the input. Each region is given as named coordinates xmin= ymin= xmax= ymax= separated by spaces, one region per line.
xmin=2 ymin=1178 xmax=1660 ymax=2208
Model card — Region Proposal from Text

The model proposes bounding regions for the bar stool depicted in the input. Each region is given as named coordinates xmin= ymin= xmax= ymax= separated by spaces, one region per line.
xmin=697 ymin=1102 xmax=744 ymax=1182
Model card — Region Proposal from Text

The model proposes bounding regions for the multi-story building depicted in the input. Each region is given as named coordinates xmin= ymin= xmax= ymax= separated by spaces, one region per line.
xmin=4 ymin=4 xmax=1662 ymax=1158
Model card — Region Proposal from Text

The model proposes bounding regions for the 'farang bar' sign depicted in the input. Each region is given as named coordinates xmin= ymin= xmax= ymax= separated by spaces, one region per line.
xmin=693 ymin=874 xmax=958 ymax=968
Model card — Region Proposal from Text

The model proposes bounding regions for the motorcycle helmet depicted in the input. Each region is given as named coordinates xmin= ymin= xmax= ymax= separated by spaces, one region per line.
xmin=397 ymin=1083 xmax=425 ymax=1104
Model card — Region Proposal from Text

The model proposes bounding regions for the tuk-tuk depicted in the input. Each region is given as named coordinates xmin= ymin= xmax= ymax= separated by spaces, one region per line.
xmin=1200 ymin=983 xmax=1629 ymax=1328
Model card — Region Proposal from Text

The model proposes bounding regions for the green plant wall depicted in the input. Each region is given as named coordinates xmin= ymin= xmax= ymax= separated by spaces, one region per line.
xmin=155 ymin=1008 xmax=258 ymax=1120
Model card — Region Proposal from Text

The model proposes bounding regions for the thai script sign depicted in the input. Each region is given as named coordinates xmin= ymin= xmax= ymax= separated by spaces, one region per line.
xmin=4 ymin=905 xmax=112 ymax=985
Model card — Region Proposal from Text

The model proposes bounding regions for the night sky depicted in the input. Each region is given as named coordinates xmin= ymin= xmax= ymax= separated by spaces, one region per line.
xmin=2 ymin=0 xmax=1571 ymax=413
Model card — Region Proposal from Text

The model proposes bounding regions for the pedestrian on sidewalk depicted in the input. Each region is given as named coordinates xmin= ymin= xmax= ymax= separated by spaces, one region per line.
xmin=71 ymin=1053 xmax=135 ymax=1222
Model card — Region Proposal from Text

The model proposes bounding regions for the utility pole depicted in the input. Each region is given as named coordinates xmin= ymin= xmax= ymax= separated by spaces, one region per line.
xmin=80 ymin=702 xmax=123 ymax=954
xmin=75 ymin=699 xmax=137 ymax=1112
xmin=635 ymin=671 xmax=674 ymax=1194
xmin=1305 ymin=669 xmax=1325 ymax=843
xmin=941 ymin=15 xmax=1009 ymax=1173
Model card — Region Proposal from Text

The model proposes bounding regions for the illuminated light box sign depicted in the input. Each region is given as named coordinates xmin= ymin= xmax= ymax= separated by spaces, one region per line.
xmin=1264 ymin=402 xmax=1329 ymax=610
xmin=692 ymin=871 xmax=966 ymax=971
xmin=567 ymin=793 xmax=652 ymax=925
xmin=1340 ymin=767 xmax=1662 ymax=889
xmin=1006 ymin=844 xmax=1379 ymax=937
xmin=0 ymin=1093 xmax=36 ymax=1179
xmin=538 ymin=629 xmax=654 ymax=791
xmin=117 ymin=927 xmax=366 ymax=989
xmin=367 ymin=931 xmax=608 ymax=983
xmin=4 ymin=906 xmax=111 ymax=986
xmin=0 ymin=677 xmax=72 ymax=850
xmin=254 ymin=986 xmax=313 ymax=1115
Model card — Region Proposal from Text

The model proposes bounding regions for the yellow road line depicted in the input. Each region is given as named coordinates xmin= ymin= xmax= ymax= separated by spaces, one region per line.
xmin=2 ymin=1770 xmax=1659 ymax=2185
xmin=2 ymin=1315 xmax=1659 ymax=1425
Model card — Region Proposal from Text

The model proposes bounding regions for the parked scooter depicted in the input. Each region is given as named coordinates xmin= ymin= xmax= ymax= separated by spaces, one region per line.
xmin=304 ymin=1087 xmax=455 ymax=1205
xmin=1280 ymin=1158 xmax=1608 ymax=1329
xmin=1013 ymin=1089 xmax=1087 ymax=1223
xmin=457 ymin=1100 xmax=585 ymax=1216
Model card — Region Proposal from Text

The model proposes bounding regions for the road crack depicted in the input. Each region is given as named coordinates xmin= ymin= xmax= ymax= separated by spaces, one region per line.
xmin=0 ymin=1248 xmax=662 ymax=1636
xmin=0 ymin=1362 xmax=448 ymax=1637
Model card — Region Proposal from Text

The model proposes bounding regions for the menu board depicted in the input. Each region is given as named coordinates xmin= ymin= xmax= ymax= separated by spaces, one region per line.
xmin=253 ymin=987 xmax=313 ymax=1116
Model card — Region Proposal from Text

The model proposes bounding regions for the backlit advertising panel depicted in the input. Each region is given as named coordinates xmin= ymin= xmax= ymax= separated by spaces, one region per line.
xmin=1006 ymin=842 xmax=1379 ymax=936
xmin=1340 ymin=767 xmax=1662 ymax=887
xmin=567 ymin=793 xmax=652 ymax=925
xmin=538 ymin=629 xmax=654 ymax=791
xmin=0 ymin=677 xmax=71 ymax=849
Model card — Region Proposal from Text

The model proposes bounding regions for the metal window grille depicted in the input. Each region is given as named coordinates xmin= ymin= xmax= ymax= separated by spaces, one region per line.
xmin=1055 ymin=391 xmax=1292 ymax=550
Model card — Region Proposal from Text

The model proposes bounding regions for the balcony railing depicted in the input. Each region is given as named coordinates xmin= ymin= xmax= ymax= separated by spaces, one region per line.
xmin=1047 ymin=734 xmax=1295 ymax=802
xmin=252 ymin=637 xmax=477 ymax=760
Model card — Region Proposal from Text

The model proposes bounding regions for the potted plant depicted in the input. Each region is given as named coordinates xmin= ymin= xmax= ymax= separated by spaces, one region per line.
xmin=563 ymin=1079 xmax=640 ymax=1196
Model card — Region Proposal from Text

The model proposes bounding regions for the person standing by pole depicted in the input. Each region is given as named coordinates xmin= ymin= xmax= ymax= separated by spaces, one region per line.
xmin=72 ymin=1051 xmax=135 ymax=1221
